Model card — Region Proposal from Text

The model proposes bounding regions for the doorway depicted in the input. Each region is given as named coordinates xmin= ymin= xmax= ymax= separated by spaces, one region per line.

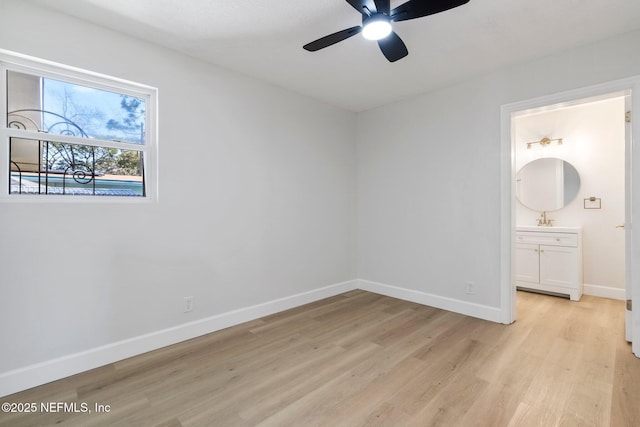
xmin=499 ymin=77 xmax=640 ymax=357
xmin=514 ymin=93 xmax=626 ymax=302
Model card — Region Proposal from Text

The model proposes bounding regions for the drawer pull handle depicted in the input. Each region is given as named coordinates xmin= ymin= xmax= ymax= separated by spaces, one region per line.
xmin=556 ymin=238 xmax=561 ymax=241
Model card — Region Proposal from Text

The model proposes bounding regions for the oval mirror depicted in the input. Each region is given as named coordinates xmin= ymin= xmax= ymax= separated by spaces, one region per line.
xmin=516 ymin=158 xmax=580 ymax=212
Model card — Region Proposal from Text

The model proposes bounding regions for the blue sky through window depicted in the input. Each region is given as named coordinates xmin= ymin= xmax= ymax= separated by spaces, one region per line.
xmin=42 ymin=78 xmax=146 ymax=145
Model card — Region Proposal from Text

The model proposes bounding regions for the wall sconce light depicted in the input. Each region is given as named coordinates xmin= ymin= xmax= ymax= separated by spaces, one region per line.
xmin=526 ymin=137 xmax=563 ymax=149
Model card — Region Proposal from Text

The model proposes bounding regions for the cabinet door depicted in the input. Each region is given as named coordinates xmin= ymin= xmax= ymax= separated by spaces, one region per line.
xmin=515 ymin=243 xmax=539 ymax=283
xmin=540 ymin=244 xmax=578 ymax=289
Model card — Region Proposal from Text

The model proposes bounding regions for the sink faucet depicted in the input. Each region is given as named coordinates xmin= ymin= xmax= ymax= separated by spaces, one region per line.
xmin=537 ymin=211 xmax=553 ymax=226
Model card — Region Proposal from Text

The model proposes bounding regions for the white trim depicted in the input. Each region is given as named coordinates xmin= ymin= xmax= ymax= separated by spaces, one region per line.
xmin=0 ymin=49 xmax=156 ymax=95
xmin=4 ymin=128 xmax=147 ymax=152
xmin=500 ymin=96 xmax=516 ymax=324
xmin=357 ymin=279 xmax=502 ymax=323
xmin=583 ymin=284 xmax=626 ymax=301
xmin=0 ymin=279 xmax=358 ymax=398
xmin=631 ymin=80 xmax=640 ymax=357
xmin=500 ymin=76 xmax=640 ymax=358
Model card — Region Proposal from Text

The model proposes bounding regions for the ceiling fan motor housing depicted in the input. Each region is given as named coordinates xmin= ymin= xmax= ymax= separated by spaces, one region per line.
xmin=362 ymin=13 xmax=393 ymax=40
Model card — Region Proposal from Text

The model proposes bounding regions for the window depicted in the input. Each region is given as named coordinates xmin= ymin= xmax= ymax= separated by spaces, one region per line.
xmin=0 ymin=51 xmax=157 ymax=200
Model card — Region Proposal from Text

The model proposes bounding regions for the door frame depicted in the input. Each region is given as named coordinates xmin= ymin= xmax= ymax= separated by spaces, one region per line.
xmin=499 ymin=76 xmax=640 ymax=357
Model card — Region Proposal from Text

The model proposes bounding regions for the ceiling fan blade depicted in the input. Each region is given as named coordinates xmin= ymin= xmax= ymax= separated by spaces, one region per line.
xmin=377 ymin=31 xmax=408 ymax=62
xmin=373 ymin=0 xmax=390 ymax=15
xmin=303 ymin=26 xmax=363 ymax=52
xmin=345 ymin=0 xmax=377 ymax=15
xmin=391 ymin=0 xmax=470 ymax=22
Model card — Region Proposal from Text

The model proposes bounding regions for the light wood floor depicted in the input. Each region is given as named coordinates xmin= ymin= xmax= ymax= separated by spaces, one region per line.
xmin=1 ymin=290 xmax=639 ymax=426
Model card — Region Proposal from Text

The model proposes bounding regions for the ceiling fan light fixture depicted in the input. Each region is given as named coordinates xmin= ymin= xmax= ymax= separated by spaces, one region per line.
xmin=362 ymin=14 xmax=392 ymax=40
xmin=303 ymin=0 xmax=472 ymax=62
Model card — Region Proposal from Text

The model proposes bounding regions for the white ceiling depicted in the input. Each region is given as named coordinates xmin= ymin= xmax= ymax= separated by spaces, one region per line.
xmin=29 ymin=0 xmax=640 ymax=112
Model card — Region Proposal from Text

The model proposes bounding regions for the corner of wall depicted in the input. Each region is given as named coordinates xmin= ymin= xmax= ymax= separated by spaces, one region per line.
xmin=356 ymin=279 xmax=502 ymax=323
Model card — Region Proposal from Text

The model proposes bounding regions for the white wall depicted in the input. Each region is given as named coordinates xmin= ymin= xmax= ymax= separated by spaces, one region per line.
xmin=0 ymin=0 xmax=357 ymax=393
xmin=515 ymin=97 xmax=626 ymax=295
xmin=357 ymin=29 xmax=640 ymax=309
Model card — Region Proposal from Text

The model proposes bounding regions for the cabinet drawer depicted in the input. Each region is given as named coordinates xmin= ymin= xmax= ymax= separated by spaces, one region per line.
xmin=515 ymin=231 xmax=578 ymax=247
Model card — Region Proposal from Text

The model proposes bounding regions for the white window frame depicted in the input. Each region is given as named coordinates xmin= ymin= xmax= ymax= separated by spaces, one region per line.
xmin=0 ymin=49 xmax=158 ymax=203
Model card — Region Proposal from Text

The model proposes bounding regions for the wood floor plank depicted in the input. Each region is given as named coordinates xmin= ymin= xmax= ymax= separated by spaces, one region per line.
xmin=1 ymin=290 xmax=638 ymax=427
xmin=406 ymin=371 xmax=489 ymax=426
xmin=235 ymin=342 xmax=382 ymax=424
xmin=610 ymin=342 xmax=640 ymax=427
xmin=459 ymin=351 xmax=544 ymax=427
xmin=358 ymin=402 xmax=412 ymax=427
xmin=322 ymin=356 xmax=426 ymax=426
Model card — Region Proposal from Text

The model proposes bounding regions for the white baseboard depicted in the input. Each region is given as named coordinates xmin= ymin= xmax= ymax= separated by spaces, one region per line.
xmin=0 ymin=279 xmax=358 ymax=398
xmin=583 ymin=283 xmax=626 ymax=300
xmin=357 ymin=279 xmax=502 ymax=323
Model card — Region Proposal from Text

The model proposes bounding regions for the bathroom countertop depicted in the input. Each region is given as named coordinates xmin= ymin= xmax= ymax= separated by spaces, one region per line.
xmin=516 ymin=225 xmax=582 ymax=233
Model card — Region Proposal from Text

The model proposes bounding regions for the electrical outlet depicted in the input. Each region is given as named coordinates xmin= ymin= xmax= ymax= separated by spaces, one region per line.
xmin=465 ymin=282 xmax=476 ymax=295
xmin=184 ymin=296 xmax=194 ymax=313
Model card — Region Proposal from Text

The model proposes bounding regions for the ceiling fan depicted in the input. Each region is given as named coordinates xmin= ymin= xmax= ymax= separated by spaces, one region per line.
xmin=303 ymin=0 xmax=470 ymax=62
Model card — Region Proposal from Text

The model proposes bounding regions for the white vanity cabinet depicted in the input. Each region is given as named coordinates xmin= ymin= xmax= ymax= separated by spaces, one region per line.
xmin=515 ymin=226 xmax=583 ymax=301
